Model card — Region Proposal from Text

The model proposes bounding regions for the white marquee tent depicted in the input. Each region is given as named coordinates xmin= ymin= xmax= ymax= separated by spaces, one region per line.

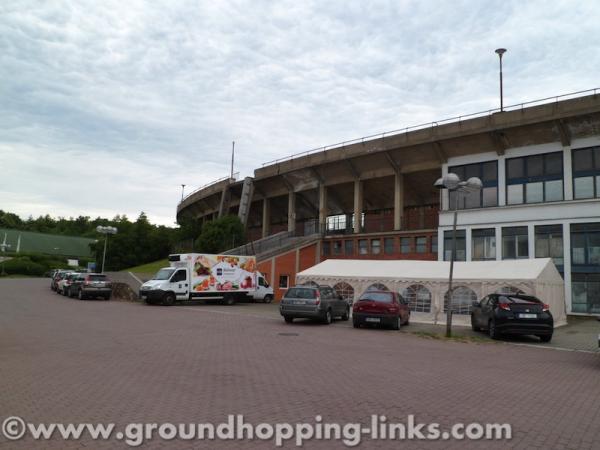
xmin=296 ymin=258 xmax=567 ymax=327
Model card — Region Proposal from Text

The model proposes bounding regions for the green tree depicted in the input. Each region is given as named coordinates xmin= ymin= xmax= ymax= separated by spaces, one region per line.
xmin=195 ymin=215 xmax=245 ymax=254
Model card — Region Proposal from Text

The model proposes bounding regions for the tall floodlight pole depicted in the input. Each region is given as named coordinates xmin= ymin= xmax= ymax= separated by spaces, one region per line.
xmin=495 ymin=48 xmax=507 ymax=112
xmin=181 ymin=184 xmax=186 ymax=202
xmin=434 ymin=174 xmax=482 ymax=337
xmin=96 ymin=226 xmax=118 ymax=273
xmin=0 ymin=242 xmax=11 ymax=276
xmin=231 ymin=141 xmax=235 ymax=179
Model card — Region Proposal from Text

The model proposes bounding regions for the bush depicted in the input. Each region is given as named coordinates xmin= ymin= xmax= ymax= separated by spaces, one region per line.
xmin=195 ymin=215 xmax=246 ymax=254
xmin=2 ymin=257 xmax=46 ymax=276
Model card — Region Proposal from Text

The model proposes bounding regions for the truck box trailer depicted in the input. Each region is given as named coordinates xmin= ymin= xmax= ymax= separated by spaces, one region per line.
xmin=139 ymin=253 xmax=273 ymax=306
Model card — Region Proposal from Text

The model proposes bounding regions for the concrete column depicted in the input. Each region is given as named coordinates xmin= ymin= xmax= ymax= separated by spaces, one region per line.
xmin=562 ymin=222 xmax=572 ymax=313
xmin=495 ymin=225 xmax=502 ymax=260
xmin=353 ymin=180 xmax=363 ymax=234
xmin=287 ymin=191 xmax=296 ymax=234
xmin=394 ymin=173 xmax=404 ymax=230
xmin=527 ymin=224 xmax=535 ymax=259
xmin=441 ymin=164 xmax=449 ymax=211
xmin=563 ymin=146 xmax=573 ymax=200
xmin=261 ymin=198 xmax=270 ymax=238
xmin=465 ymin=227 xmax=472 ymax=262
xmin=497 ymin=155 xmax=506 ymax=206
xmin=318 ymin=184 xmax=327 ymax=233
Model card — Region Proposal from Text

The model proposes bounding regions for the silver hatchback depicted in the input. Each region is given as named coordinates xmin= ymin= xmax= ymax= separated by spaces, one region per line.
xmin=280 ymin=285 xmax=350 ymax=324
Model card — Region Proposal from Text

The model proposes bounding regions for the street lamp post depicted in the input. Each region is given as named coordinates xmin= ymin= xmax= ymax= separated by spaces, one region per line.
xmin=96 ymin=226 xmax=118 ymax=273
xmin=434 ymin=174 xmax=482 ymax=337
xmin=181 ymin=184 xmax=186 ymax=202
xmin=495 ymin=48 xmax=507 ymax=112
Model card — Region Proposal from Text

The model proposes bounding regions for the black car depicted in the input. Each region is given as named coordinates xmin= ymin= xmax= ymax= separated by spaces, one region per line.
xmin=471 ymin=293 xmax=553 ymax=342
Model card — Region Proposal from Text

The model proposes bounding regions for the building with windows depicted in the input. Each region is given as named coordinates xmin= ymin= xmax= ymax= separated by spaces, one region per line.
xmin=178 ymin=90 xmax=600 ymax=313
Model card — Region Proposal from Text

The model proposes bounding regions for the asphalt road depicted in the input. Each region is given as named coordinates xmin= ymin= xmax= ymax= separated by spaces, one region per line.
xmin=1 ymin=278 xmax=600 ymax=449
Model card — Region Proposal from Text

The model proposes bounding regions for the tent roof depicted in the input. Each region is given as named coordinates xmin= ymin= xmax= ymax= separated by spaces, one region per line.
xmin=297 ymin=258 xmax=559 ymax=282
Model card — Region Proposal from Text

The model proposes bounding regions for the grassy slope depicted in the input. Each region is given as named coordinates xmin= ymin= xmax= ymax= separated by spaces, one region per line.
xmin=121 ymin=259 xmax=168 ymax=273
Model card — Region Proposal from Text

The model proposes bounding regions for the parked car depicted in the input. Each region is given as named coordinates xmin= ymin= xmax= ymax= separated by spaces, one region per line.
xmin=66 ymin=273 xmax=87 ymax=298
xmin=352 ymin=290 xmax=410 ymax=330
xmin=74 ymin=274 xmax=112 ymax=300
xmin=280 ymin=285 xmax=349 ymax=324
xmin=60 ymin=273 xmax=81 ymax=296
xmin=51 ymin=270 xmax=71 ymax=291
xmin=471 ymin=293 xmax=553 ymax=342
xmin=56 ymin=271 xmax=76 ymax=295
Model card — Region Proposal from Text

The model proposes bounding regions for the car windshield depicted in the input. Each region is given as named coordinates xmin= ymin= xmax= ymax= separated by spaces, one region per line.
xmin=88 ymin=275 xmax=107 ymax=281
xmin=153 ymin=268 xmax=176 ymax=280
xmin=359 ymin=292 xmax=393 ymax=303
xmin=284 ymin=288 xmax=317 ymax=299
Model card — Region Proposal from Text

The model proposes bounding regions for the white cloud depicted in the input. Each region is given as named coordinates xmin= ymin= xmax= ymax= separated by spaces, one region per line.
xmin=1 ymin=0 xmax=599 ymax=225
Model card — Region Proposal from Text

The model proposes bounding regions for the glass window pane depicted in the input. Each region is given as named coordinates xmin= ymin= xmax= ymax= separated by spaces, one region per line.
xmin=507 ymin=184 xmax=523 ymax=204
xmin=535 ymin=235 xmax=549 ymax=258
xmin=507 ymin=158 xmax=524 ymax=179
xmin=401 ymin=237 xmax=411 ymax=253
xmin=589 ymin=232 xmax=600 ymax=265
xmin=371 ymin=239 xmax=381 ymax=255
xmin=358 ymin=239 xmax=368 ymax=255
xmin=431 ymin=236 xmax=438 ymax=253
xmin=449 ymin=166 xmax=464 ymax=181
xmin=545 ymin=180 xmax=563 ymax=202
xmin=345 ymin=240 xmax=354 ymax=256
xmin=574 ymin=177 xmax=594 ymax=199
xmin=595 ymin=147 xmax=600 ymax=169
xmin=323 ymin=241 xmax=330 ymax=255
xmin=571 ymin=233 xmax=586 ymax=264
xmin=464 ymin=190 xmax=481 ymax=209
xmin=574 ymin=149 xmax=593 ymax=172
xmin=416 ymin=237 xmax=427 ymax=253
xmin=465 ymin=164 xmax=480 ymax=180
xmin=482 ymin=161 xmax=497 ymax=182
xmin=482 ymin=187 xmax=498 ymax=207
xmin=545 ymin=152 xmax=563 ymax=175
xmin=384 ymin=238 xmax=394 ymax=254
xmin=596 ymin=176 xmax=600 ymax=198
xmin=503 ymin=235 xmax=516 ymax=259
xmin=517 ymin=235 xmax=529 ymax=258
xmin=527 ymin=155 xmax=543 ymax=177
xmin=525 ymin=182 xmax=544 ymax=203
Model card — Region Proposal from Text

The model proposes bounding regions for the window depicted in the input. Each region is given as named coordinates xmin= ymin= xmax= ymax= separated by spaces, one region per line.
xmin=448 ymin=161 xmax=498 ymax=209
xmin=322 ymin=241 xmax=330 ymax=256
xmin=571 ymin=273 xmax=600 ymax=314
xmin=472 ymin=228 xmax=496 ymax=261
xmin=415 ymin=237 xmax=427 ymax=253
xmin=171 ymin=270 xmax=187 ymax=282
xmin=371 ymin=239 xmax=381 ymax=255
xmin=535 ymin=225 xmax=564 ymax=271
xmin=573 ymin=147 xmax=600 ymax=199
xmin=444 ymin=286 xmax=477 ymax=315
xmin=278 ymin=275 xmax=289 ymax=289
xmin=344 ymin=240 xmax=354 ymax=256
xmin=334 ymin=282 xmax=355 ymax=302
xmin=431 ymin=236 xmax=438 ymax=254
xmin=384 ymin=237 xmax=395 ymax=254
xmin=506 ymin=152 xmax=563 ymax=204
xmin=326 ymin=214 xmax=347 ymax=232
xmin=402 ymin=285 xmax=432 ymax=313
xmin=571 ymin=223 xmax=600 ymax=268
xmin=333 ymin=240 xmax=342 ymax=256
xmin=358 ymin=239 xmax=368 ymax=255
xmin=444 ymin=230 xmax=466 ymax=261
xmin=400 ymin=237 xmax=411 ymax=254
xmin=502 ymin=226 xmax=529 ymax=259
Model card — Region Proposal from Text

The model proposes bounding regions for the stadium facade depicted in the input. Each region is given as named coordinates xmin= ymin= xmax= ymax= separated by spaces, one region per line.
xmin=177 ymin=90 xmax=600 ymax=314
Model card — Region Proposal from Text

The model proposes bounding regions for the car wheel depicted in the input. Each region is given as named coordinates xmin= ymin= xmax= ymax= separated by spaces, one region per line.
xmin=471 ymin=315 xmax=480 ymax=331
xmin=403 ymin=313 xmax=410 ymax=326
xmin=284 ymin=316 xmax=293 ymax=324
xmin=323 ymin=309 xmax=332 ymax=324
xmin=162 ymin=293 xmax=175 ymax=306
xmin=78 ymin=289 xmax=85 ymax=300
xmin=391 ymin=316 xmax=400 ymax=330
xmin=488 ymin=320 xmax=500 ymax=340
xmin=263 ymin=295 xmax=273 ymax=304
xmin=224 ymin=294 xmax=235 ymax=306
xmin=538 ymin=334 xmax=552 ymax=343
xmin=341 ymin=307 xmax=350 ymax=321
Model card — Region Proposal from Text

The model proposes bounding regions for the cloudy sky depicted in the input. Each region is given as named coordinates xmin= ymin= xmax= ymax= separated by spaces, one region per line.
xmin=1 ymin=0 xmax=599 ymax=226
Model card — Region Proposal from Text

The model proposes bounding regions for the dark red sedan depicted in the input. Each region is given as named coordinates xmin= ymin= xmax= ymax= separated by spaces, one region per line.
xmin=352 ymin=290 xmax=410 ymax=330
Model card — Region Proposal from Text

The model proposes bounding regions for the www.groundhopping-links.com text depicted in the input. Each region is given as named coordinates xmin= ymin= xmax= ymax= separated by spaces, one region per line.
xmin=2 ymin=414 xmax=512 ymax=447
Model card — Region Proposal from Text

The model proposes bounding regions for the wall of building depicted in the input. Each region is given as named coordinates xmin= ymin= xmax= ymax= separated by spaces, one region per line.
xmin=438 ymin=137 xmax=600 ymax=315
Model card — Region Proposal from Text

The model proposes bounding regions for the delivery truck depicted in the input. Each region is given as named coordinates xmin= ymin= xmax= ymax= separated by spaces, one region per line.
xmin=139 ymin=253 xmax=273 ymax=306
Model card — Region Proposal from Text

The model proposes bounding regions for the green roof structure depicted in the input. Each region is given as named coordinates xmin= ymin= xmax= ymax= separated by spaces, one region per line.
xmin=0 ymin=228 xmax=95 ymax=258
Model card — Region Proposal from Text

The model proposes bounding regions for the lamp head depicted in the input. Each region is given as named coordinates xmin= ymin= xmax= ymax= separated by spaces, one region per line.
xmin=495 ymin=48 xmax=507 ymax=57
xmin=433 ymin=173 xmax=460 ymax=190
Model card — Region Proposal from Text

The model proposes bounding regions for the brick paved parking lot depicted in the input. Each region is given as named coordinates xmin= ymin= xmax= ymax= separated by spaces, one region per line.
xmin=1 ymin=278 xmax=600 ymax=449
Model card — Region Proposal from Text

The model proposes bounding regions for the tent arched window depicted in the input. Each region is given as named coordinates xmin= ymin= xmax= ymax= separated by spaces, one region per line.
xmin=402 ymin=284 xmax=432 ymax=313
xmin=334 ymin=282 xmax=355 ymax=302
xmin=495 ymin=286 xmax=525 ymax=295
xmin=444 ymin=286 xmax=477 ymax=315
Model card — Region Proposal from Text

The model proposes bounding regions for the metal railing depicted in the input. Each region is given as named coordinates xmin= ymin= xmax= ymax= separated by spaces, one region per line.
xmin=261 ymin=87 xmax=599 ymax=167
xmin=179 ymin=172 xmax=240 ymax=206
